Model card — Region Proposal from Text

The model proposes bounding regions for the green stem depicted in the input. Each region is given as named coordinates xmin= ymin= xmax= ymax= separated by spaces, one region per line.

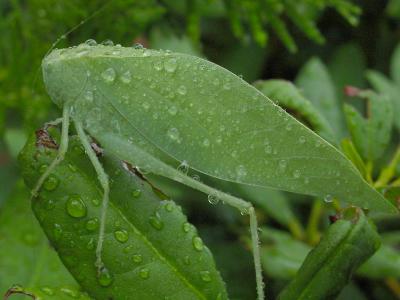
xmin=306 ymin=200 xmax=322 ymax=245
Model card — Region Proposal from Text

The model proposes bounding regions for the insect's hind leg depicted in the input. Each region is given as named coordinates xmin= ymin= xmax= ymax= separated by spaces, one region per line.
xmin=32 ymin=105 xmax=70 ymax=198
xmin=75 ymin=121 xmax=109 ymax=272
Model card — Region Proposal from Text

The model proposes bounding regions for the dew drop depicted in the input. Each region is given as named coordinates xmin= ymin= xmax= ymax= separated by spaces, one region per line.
xmin=265 ymin=145 xmax=272 ymax=154
xmin=202 ymin=138 xmax=210 ymax=147
xmin=44 ymin=175 xmax=59 ymax=191
xmin=114 ymin=229 xmax=129 ymax=243
xmin=39 ymin=164 xmax=48 ymax=174
xmin=165 ymin=202 xmax=174 ymax=212
xmin=41 ymin=287 xmax=54 ymax=296
xmin=298 ymin=136 xmax=306 ymax=144
xmin=208 ymin=194 xmax=219 ymax=205
xmin=120 ymin=70 xmax=132 ymax=84
xmin=97 ymin=268 xmax=113 ymax=287
xmin=293 ymin=170 xmax=301 ymax=178
xmin=177 ymin=85 xmax=187 ymax=95
xmin=60 ymin=287 xmax=79 ymax=298
xmin=182 ymin=222 xmax=191 ymax=233
xmin=44 ymin=199 xmax=55 ymax=210
xmin=164 ymin=58 xmax=177 ymax=73
xmin=132 ymin=254 xmax=143 ymax=263
xmin=236 ymin=165 xmax=247 ymax=178
xmin=192 ymin=236 xmax=204 ymax=251
xmin=139 ymin=268 xmax=150 ymax=279
xmin=168 ymin=105 xmax=178 ymax=115
xmin=85 ymin=39 xmax=97 ymax=46
xmin=86 ymin=238 xmax=95 ymax=250
xmin=167 ymin=127 xmax=181 ymax=142
xmin=278 ymin=160 xmax=287 ymax=170
xmin=101 ymin=68 xmax=116 ymax=83
xmin=53 ymin=223 xmax=63 ymax=241
xmin=149 ymin=213 xmax=164 ymax=230
xmin=183 ymin=256 xmax=191 ymax=265
xmin=177 ymin=160 xmax=189 ymax=174
xmin=66 ymin=195 xmax=87 ymax=218
xmin=153 ymin=61 xmax=163 ymax=71
xmin=132 ymin=189 xmax=141 ymax=198
xmin=84 ymin=90 xmax=94 ymax=102
xmin=324 ymin=194 xmax=333 ymax=203
xmin=101 ymin=39 xmax=114 ymax=46
xmin=200 ymin=271 xmax=212 ymax=282
xmin=86 ymin=218 xmax=99 ymax=231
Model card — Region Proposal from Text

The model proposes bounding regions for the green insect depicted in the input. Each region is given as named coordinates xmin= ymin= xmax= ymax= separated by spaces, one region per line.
xmin=33 ymin=41 xmax=396 ymax=300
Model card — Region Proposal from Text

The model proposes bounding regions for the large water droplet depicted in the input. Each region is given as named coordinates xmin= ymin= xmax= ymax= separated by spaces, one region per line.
xmin=101 ymin=68 xmax=116 ymax=83
xmin=192 ymin=236 xmax=204 ymax=251
xmin=120 ymin=71 xmax=132 ymax=84
xmin=97 ymin=268 xmax=113 ymax=287
xmin=164 ymin=58 xmax=177 ymax=73
xmin=66 ymin=195 xmax=87 ymax=218
xmin=44 ymin=175 xmax=59 ymax=191
xmin=114 ymin=229 xmax=129 ymax=243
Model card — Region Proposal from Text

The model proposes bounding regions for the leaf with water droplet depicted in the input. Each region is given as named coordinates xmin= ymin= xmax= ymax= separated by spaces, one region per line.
xmin=18 ymin=132 xmax=228 ymax=299
xmin=0 ymin=183 xmax=81 ymax=296
xmin=41 ymin=45 xmax=396 ymax=214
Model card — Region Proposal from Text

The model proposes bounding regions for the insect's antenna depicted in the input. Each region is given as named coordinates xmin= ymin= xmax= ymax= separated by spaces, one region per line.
xmin=31 ymin=2 xmax=112 ymax=94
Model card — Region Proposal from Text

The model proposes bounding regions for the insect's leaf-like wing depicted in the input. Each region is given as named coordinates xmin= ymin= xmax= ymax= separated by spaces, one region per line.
xmin=19 ymin=133 xmax=228 ymax=300
xmin=42 ymin=45 xmax=397 ymax=214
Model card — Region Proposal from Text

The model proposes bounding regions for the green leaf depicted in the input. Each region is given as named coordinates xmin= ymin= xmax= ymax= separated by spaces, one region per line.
xmin=390 ymin=42 xmax=400 ymax=85
xmin=278 ymin=209 xmax=381 ymax=300
xmin=295 ymin=57 xmax=346 ymax=140
xmin=254 ymin=79 xmax=335 ymax=143
xmin=19 ymin=133 xmax=228 ymax=300
xmin=340 ymin=138 xmax=368 ymax=180
xmin=0 ymin=182 xmax=78 ymax=296
xmin=260 ymin=228 xmax=311 ymax=280
xmin=343 ymin=90 xmax=393 ymax=162
xmin=42 ymin=45 xmax=397 ymax=215
xmin=366 ymin=69 xmax=400 ymax=131
xmin=328 ymin=43 xmax=366 ymax=112
xmin=358 ymin=244 xmax=400 ymax=279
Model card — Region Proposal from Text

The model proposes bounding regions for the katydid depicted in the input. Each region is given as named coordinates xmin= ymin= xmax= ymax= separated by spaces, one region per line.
xmin=34 ymin=41 xmax=397 ymax=300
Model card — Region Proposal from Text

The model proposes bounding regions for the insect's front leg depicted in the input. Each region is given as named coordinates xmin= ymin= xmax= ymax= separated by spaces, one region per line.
xmin=32 ymin=104 xmax=70 ymax=197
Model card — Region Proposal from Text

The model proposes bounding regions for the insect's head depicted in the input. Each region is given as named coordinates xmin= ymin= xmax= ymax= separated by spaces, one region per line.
xmin=42 ymin=47 xmax=90 ymax=109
